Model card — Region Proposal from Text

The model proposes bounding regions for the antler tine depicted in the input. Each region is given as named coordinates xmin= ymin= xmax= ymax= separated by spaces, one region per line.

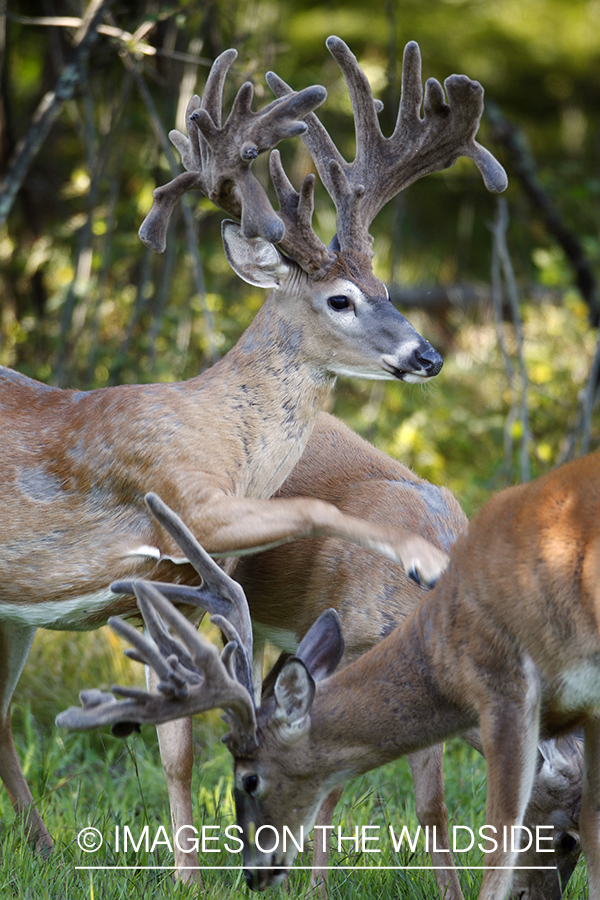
xmin=265 ymin=69 xmax=345 ymax=204
xmin=145 ymin=493 xmax=252 ymax=649
xmin=138 ymin=47 xmax=327 ymax=254
xmin=123 ymin=580 xmax=198 ymax=676
xmin=265 ymin=67 xmax=372 ymax=258
xmin=56 ymin=581 xmax=258 ymax=753
xmin=108 ymin=607 xmax=195 ymax=695
xmin=268 ymin=150 xmax=333 ymax=274
xmin=200 ymin=47 xmax=238 ymax=130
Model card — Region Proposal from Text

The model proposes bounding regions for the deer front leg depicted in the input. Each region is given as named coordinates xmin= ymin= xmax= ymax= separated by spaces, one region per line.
xmin=309 ymin=784 xmax=344 ymax=898
xmin=477 ymin=660 xmax=541 ymax=900
xmin=0 ymin=621 xmax=52 ymax=855
xmin=182 ymin=490 xmax=449 ymax=586
xmin=408 ymin=745 xmax=464 ymax=900
xmin=580 ymin=715 xmax=600 ymax=896
xmin=147 ymin=666 xmax=200 ymax=885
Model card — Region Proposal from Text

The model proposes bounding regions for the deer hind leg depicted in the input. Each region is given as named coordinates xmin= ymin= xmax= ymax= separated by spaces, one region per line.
xmin=477 ymin=658 xmax=541 ymax=900
xmin=0 ymin=620 xmax=52 ymax=854
xmin=408 ymin=745 xmax=464 ymax=900
xmin=147 ymin=665 xmax=200 ymax=885
xmin=580 ymin=715 xmax=600 ymax=896
xmin=309 ymin=785 xmax=344 ymax=898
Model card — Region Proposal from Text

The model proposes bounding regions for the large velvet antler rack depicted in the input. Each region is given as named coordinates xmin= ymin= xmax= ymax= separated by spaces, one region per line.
xmin=138 ymin=37 xmax=507 ymax=276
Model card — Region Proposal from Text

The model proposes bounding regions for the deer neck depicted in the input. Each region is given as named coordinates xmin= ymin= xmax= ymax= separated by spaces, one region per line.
xmin=194 ymin=295 xmax=335 ymax=499
xmin=307 ymin=597 xmax=475 ymax=784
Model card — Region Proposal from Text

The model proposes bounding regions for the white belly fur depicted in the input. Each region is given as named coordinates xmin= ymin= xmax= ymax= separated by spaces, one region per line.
xmin=0 ymin=589 xmax=122 ymax=630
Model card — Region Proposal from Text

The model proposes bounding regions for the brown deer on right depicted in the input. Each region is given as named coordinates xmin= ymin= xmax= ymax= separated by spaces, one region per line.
xmin=235 ymin=413 xmax=584 ymax=900
xmin=59 ymin=449 xmax=600 ymax=900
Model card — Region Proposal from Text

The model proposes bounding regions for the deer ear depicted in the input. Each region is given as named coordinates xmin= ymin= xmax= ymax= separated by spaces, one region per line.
xmin=221 ymin=220 xmax=292 ymax=288
xmin=296 ymin=609 xmax=345 ymax=682
xmin=272 ymin=659 xmax=315 ymax=741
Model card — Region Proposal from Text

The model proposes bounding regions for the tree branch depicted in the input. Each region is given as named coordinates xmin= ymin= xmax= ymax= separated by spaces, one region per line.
xmin=0 ymin=0 xmax=111 ymax=228
xmin=486 ymin=99 xmax=598 ymax=326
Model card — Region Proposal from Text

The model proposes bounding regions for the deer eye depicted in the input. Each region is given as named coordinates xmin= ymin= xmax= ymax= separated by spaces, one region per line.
xmin=557 ymin=832 xmax=580 ymax=854
xmin=328 ymin=295 xmax=351 ymax=311
xmin=243 ymin=774 xmax=259 ymax=795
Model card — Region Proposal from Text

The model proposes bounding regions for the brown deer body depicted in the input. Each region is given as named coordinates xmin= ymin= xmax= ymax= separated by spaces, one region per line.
xmin=237 ymin=412 xmax=467 ymax=900
xmin=233 ymin=452 xmax=600 ymax=900
xmin=237 ymin=412 xmax=464 ymax=658
xmin=59 ymin=452 xmax=600 ymax=900
xmin=235 ymin=413 xmax=584 ymax=899
xmin=1 ymin=36 xmax=506 ymax=874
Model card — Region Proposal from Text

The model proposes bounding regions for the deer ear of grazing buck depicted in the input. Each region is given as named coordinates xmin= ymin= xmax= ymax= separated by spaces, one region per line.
xmin=0 ymin=35 xmax=506 ymax=873
xmin=58 ymin=451 xmax=600 ymax=900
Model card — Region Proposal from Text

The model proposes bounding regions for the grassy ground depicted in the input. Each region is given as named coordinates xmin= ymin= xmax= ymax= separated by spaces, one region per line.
xmin=0 ymin=655 xmax=590 ymax=899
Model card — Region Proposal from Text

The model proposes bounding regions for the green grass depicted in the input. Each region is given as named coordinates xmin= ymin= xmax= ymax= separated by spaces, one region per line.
xmin=0 ymin=695 xmax=590 ymax=899
xmin=0 ymin=628 xmax=591 ymax=897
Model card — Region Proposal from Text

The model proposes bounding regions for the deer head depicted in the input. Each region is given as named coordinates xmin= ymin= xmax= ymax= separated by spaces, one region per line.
xmin=138 ymin=36 xmax=507 ymax=385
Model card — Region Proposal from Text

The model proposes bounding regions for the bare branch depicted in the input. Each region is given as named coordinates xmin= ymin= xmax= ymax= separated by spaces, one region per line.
xmin=0 ymin=0 xmax=112 ymax=228
xmin=490 ymin=198 xmax=531 ymax=482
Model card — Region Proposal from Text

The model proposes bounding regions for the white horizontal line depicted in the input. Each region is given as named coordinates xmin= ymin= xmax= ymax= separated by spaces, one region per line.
xmin=75 ymin=865 xmax=557 ymax=871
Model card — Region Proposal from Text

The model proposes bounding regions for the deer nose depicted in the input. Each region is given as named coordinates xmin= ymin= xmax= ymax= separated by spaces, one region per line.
xmin=415 ymin=345 xmax=443 ymax=376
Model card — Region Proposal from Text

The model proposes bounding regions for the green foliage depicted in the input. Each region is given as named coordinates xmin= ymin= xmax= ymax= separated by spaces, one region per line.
xmin=3 ymin=0 xmax=600 ymax=394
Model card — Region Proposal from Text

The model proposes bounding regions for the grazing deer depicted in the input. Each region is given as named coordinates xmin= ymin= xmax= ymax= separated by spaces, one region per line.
xmin=0 ymin=36 xmax=506 ymax=875
xmin=59 ymin=450 xmax=600 ymax=900
xmin=63 ymin=416 xmax=584 ymax=899
xmin=235 ymin=413 xmax=585 ymax=900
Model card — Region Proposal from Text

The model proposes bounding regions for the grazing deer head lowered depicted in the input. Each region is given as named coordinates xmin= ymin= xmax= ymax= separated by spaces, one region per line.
xmin=59 ymin=453 xmax=600 ymax=900
xmin=1 ymin=36 xmax=505 ymax=879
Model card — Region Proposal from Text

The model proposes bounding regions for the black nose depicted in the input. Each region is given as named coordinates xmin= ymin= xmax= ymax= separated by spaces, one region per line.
xmin=244 ymin=869 xmax=256 ymax=889
xmin=416 ymin=345 xmax=443 ymax=376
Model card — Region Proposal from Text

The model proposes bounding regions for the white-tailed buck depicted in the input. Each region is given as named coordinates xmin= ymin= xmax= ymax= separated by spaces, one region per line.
xmin=1 ymin=36 xmax=505 ymax=874
xmin=59 ymin=450 xmax=600 ymax=900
